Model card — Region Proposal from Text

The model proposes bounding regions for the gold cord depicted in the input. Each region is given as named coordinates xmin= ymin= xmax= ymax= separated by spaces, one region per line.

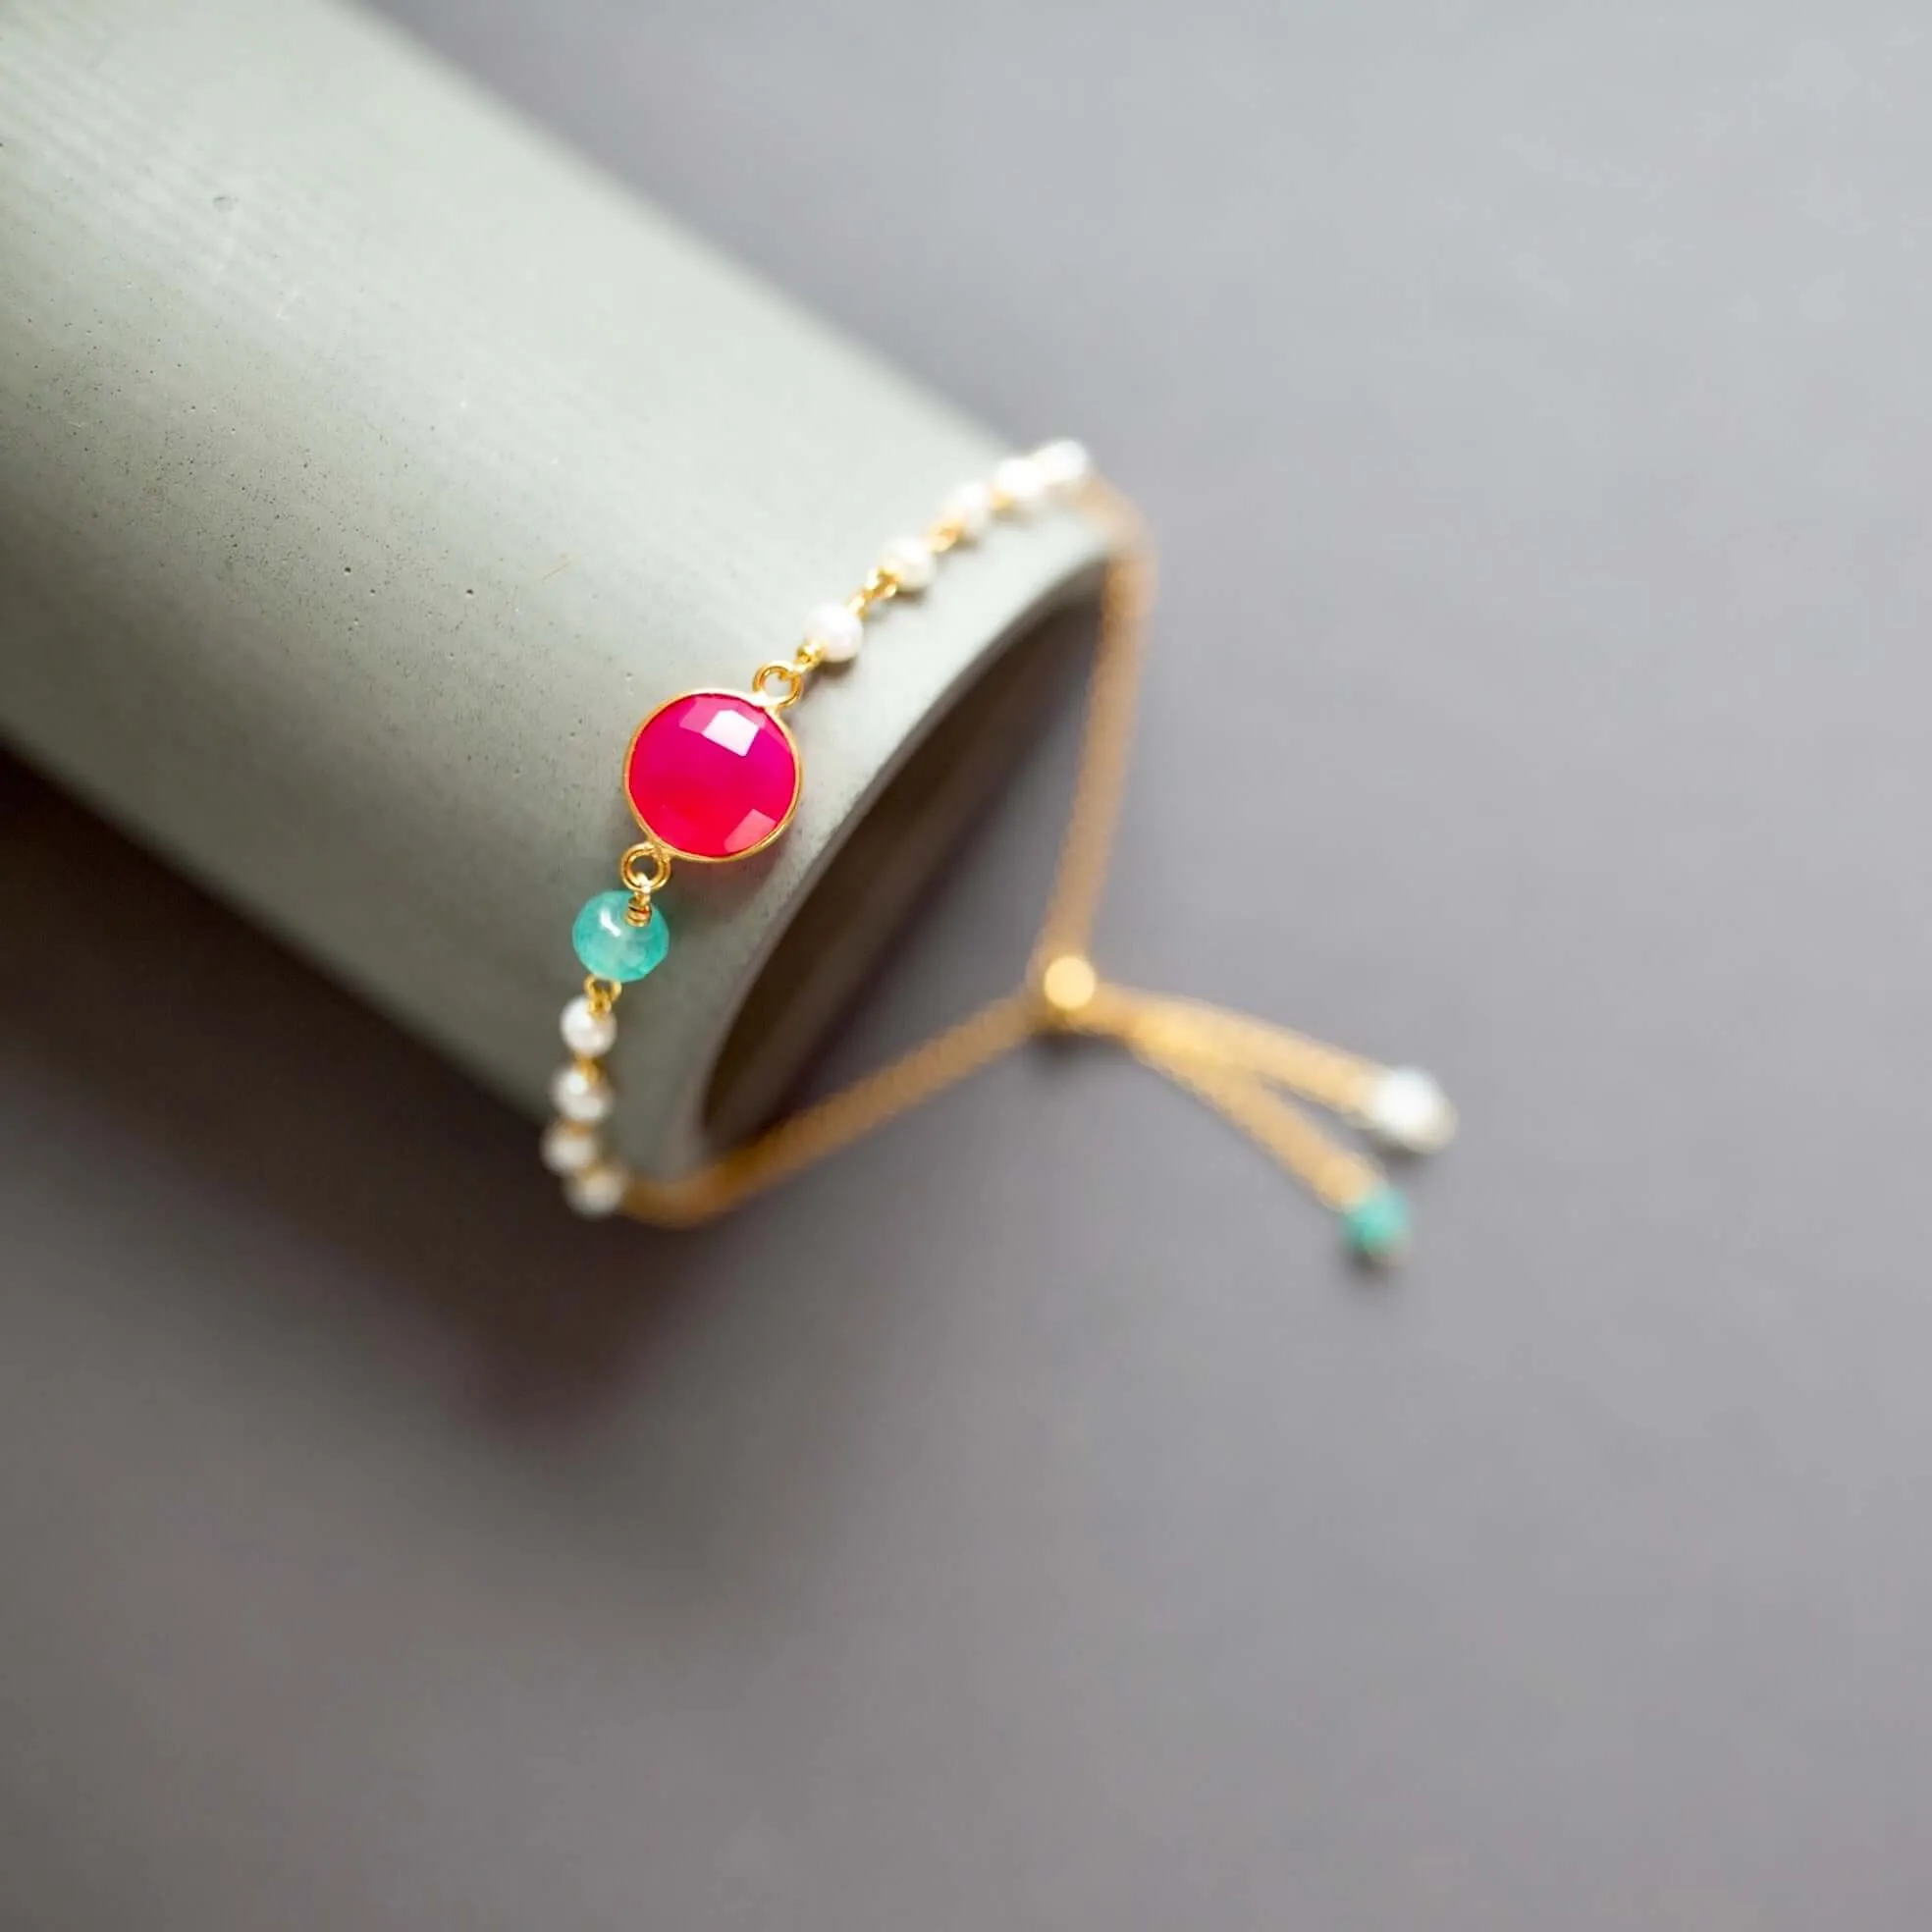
xmin=621 ymin=481 xmax=1446 ymax=1252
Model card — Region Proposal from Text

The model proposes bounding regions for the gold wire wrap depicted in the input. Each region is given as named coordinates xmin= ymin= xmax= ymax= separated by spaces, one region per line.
xmin=622 ymin=480 xmax=1406 ymax=1229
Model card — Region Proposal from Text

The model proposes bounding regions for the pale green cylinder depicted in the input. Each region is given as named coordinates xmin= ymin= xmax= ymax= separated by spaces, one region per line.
xmin=0 ymin=0 xmax=1107 ymax=1178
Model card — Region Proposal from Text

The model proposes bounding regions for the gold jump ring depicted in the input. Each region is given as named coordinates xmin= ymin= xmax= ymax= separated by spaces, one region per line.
xmin=619 ymin=838 xmax=672 ymax=894
xmin=752 ymin=661 xmax=805 ymax=708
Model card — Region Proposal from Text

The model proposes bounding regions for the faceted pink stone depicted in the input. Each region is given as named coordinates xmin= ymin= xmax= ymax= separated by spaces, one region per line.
xmin=625 ymin=692 xmax=801 ymax=860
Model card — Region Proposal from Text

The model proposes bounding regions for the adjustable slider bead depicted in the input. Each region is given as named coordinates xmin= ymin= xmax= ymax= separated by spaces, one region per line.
xmin=1342 ymin=1185 xmax=1412 ymax=1265
xmin=1038 ymin=953 xmax=1100 ymax=1027
xmin=573 ymin=889 xmax=671 ymax=982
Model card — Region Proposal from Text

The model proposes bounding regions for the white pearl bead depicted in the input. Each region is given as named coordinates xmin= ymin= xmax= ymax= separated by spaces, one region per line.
xmin=806 ymin=599 xmax=864 ymax=665
xmin=881 ymin=534 xmax=936 ymax=592
xmin=992 ymin=455 xmax=1046 ymax=515
xmin=550 ymin=1061 xmax=613 ymax=1125
xmin=564 ymin=1159 xmax=627 ymax=1217
xmin=942 ymin=479 xmax=993 ymax=542
xmin=1363 ymin=1067 xmax=1457 ymax=1154
xmin=540 ymin=1118 xmax=600 ymax=1175
xmin=1031 ymin=438 xmax=1093 ymax=493
xmin=560 ymin=993 xmax=617 ymax=1059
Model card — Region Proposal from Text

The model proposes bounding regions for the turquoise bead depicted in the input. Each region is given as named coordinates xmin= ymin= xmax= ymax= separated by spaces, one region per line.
xmin=1342 ymin=1185 xmax=1410 ymax=1263
xmin=572 ymin=890 xmax=671 ymax=982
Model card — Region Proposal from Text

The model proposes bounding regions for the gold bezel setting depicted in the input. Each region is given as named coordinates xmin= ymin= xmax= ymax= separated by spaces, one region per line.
xmin=620 ymin=686 xmax=804 ymax=866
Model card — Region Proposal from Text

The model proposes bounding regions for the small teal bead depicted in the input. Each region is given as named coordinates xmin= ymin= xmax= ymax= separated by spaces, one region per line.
xmin=1342 ymin=1185 xmax=1410 ymax=1263
xmin=572 ymin=890 xmax=671 ymax=982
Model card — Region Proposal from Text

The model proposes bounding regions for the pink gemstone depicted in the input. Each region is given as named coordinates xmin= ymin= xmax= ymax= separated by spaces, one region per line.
xmin=625 ymin=692 xmax=801 ymax=860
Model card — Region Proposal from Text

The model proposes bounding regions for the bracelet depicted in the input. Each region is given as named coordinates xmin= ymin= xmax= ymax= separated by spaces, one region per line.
xmin=538 ymin=440 xmax=1457 ymax=1262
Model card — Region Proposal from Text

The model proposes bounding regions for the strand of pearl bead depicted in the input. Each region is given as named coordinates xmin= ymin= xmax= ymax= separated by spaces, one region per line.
xmin=541 ymin=992 xmax=630 ymax=1216
xmin=800 ymin=440 xmax=1092 ymax=670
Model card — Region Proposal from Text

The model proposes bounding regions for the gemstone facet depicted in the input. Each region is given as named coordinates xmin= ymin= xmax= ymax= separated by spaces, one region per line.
xmin=572 ymin=891 xmax=671 ymax=982
xmin=624 ymin=691 xmax=801 ymax=861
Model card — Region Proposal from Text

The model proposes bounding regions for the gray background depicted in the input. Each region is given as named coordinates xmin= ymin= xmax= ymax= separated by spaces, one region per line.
xmin=5 ymin=2 xmax=1932 ymax=1927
